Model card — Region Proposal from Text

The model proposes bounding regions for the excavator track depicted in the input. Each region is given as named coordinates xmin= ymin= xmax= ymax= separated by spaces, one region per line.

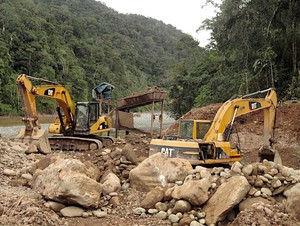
xmin=48 ymin=135 xmax=114 ymax=151
xmin=49 ymin=136 xmax=103 ymax=151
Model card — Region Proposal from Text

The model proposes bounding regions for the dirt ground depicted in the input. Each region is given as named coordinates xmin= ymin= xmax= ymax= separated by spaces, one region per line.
xmin=0 ymin=101 xmax=299 ymax=226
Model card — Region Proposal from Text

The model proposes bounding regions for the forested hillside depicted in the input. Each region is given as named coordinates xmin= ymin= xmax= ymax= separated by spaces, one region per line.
xmin=0 ymin=0 xmax=203 ymax=115
xmin=168 ymin=0 xmax=300 ymax=117
xmin=0 ymin=0 xmax=299 ymax=118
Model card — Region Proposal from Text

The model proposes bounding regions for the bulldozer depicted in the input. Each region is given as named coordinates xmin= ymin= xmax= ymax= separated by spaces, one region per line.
xmin=150 ymin=88 xmax=281 ymax=165
xmin=14 ymin=74 xmax=114 ymax=153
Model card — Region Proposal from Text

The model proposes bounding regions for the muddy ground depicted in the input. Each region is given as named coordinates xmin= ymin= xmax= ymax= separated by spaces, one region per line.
xmin=0 ymin=101 xmax=299 ymax=226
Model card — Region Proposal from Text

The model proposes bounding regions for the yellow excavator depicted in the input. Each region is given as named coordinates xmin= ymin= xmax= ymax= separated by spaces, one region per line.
xmin=14 ymin=74 xmax=114 ymax=153
xmin=150 ymin=88 xmax=280 ymax=165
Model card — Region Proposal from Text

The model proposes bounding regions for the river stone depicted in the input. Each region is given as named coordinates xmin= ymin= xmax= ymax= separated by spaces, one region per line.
xmin=286 ymin=190 xmax=300 ymax=221
xmin=272 ymin=186 xmax=285 ymax=195
xmin=12 ymin=145 xmax=24 ymax=152
xmin=155 ymin=202 xmax=168 ymax=212
xmin=172 ymin=178 xmax=211 ymax=206
xmin=283 ymin=183 xmax=300 ymax=197
xmin=242 ymin=164 xmax=253 ymax=176
xmin=190 ymin=221 xmax=202 ymax=226
xmin=60 ymin=206 xmax=84 ymax=217
xmin=172 ymin=200 xmax=192 ymax=214
xmin=122 ymin=143 xmax=141 ymax=164
xmin=239 ymin=197 xmax=274 ymax=211
xmin=93 ymin=210 xmax=108 ymax=218
xmin=168 ymin=214 xmax=180 ymax=223
xmin=84 ymin=161 xmax=101 ymax=181
xmin=231 ymin=161 xmax=243 ymax=174
xmin=203 ymin=175 xmax=250 ymax=225
xmin=129 ymin=153 xmax=192 ymax=191
xmin=155 ymin=211 xmax=168 ymax=220
xmin=133 ymin=207 xmax=146 ymax=215
xmin=261 ymin=187 xmax=272 ymax=196
xmin=32 ymin=158 xmax=103 ymax=208
xmin=3 ymin=169 xmax=17 ymax=176
xmin=44 ymin=201 xmax=65 ymax=212
xmin=179 ymin=215 xmax=193 ymax=226
xmin=100 ymin=171 xmax=121 ymax=195
xmin=195 ymin=166 xmax=211 ymax=179
xmin=271 ymin=178 xmax=282 ymax=188
xmin=21 ymin=173 xmax=33 ymax=180
xmin=140 ymin=187 xmax=164 ymax=210
xmin=25 ymin=143 xmax=38 ymax=154
xmin=148 ymin=209 xmax=158 ymax=214
xmin=109 ymin=196 xmax=121 ymax=208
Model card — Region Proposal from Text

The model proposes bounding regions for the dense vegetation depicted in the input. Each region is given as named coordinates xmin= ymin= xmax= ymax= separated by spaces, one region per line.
xmin=169 ymin=0 xmax=300 ymax=117
xmin=0 ymin=0 xmax=201 ymax=115
xmin=0 ymin=0 xmax=299 ymax=118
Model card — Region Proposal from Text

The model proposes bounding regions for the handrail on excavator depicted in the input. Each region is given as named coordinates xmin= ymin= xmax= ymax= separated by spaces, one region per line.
xmin=25 ymin=75 xmax=59 ymax=85
xmin=241 ymin=88 xmax=275 ymax=99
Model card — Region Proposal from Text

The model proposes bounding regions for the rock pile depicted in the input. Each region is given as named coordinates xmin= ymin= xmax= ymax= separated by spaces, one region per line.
xmin=0 ymin=135 xmax=63 ymax=226
xmin=133 ymin=155 xmax=300 ymax=225
xmin=1 ymin=132 xmax=300 ymax=225
xmin=0 ymin=134 xmax=141 ymax=223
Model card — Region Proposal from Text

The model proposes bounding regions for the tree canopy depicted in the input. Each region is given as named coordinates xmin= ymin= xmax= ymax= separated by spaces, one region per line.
xmin=0 ymin=0 xmax=197 ymax=115
xmin=0 ymin=0 xmax=299 ymax=119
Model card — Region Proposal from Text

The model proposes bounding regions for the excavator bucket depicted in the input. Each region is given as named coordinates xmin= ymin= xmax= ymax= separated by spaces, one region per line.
xmin=258 ymin=146 xmax=282 ymax=164
xmin=14 ymin=127 xmax=51 ymax=154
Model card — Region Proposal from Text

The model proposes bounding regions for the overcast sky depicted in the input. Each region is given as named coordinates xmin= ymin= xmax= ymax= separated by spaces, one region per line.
xmin=98 ymin=0 xmax=219 ymax=47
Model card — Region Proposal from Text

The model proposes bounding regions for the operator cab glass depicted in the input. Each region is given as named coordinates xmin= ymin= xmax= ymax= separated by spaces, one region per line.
xmin=195 ymin=121 xmax=211 ymax=139
xmin=75 ymin=103 xmax=89 ymax=132
xmin=179 ymin=120 xmax=194 ymax=139
xmin=88 ymin=103 xmax=99 ymax=125
xmin=179 ymin=120 xmax=212 ymax=140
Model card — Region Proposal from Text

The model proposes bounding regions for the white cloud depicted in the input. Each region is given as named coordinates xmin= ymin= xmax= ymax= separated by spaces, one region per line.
xmin=98 ymin=0 xmax=218 ymax=47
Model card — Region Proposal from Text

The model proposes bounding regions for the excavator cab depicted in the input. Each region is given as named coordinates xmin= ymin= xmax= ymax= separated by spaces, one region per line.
xmin=74 ymin=102 xmax=99 ymax=135
xmin=74 ymin=102 xmax=94 ymax=135
xmin=73 ymin=101 xmax=111 ymax=138
xmin=179 ymin=120 xmax=212 ymax=140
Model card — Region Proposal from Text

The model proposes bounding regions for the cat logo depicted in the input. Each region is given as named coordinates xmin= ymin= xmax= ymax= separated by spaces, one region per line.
xmin=160 ymin=147 xmax=174 ymax=157
xmin=44 ymin=88 xmax=55 ymax=96
xmin=249 ymin=101 xmax=261 ymax=110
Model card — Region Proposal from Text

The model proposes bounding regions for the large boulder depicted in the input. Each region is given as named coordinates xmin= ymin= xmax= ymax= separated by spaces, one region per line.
xmin=32 ymin=158 xmax=103 ymax=208
xmin=129 ymin=153 xmax=193 ymax=191
xmin=122 ymin=143 xmax=143 ymax=164
xmin=203 ymin=175 xmax=250 ymax=225
xmin=286 ymin=191 xmax=300 ymax=221
xmin=284 ymin=183 xmax=300 ymax=221
xmin=100 ymin=170 xmax=121 ymax=195
xmin=171 ymin=178 xmax=211 ymax=206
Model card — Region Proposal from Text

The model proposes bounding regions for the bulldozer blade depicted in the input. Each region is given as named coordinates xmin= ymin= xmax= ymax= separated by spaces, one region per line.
xmin=14 ymin=128 xmax=51 ymax=154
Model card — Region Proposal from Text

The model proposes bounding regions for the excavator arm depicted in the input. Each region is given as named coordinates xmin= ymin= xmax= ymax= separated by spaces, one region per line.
xmin=201 ymin=88 xmax=278 ymax=162
xmin=16 ymin=74 xmax=76 ymax=134
xmin=204 ymin=88 xmax=277 ymax=144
